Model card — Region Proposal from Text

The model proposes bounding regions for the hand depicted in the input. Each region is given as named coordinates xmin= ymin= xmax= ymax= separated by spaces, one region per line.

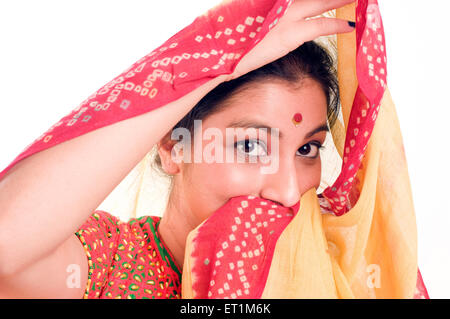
xmin=226 ymin=0 xmax=356 ymax=82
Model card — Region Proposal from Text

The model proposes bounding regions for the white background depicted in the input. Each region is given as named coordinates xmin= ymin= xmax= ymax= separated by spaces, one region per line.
xmin=0 ymin=0 xmax=448 ymax=298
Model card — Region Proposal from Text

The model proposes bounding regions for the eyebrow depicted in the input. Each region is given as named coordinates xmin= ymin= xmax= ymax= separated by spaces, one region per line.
xmin=227 ymin=119 xmax=329 ymax=139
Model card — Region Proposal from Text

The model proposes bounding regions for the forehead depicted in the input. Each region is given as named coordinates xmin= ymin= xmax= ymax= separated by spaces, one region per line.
xmin=204 ymin=78 xmax=328 ymax=136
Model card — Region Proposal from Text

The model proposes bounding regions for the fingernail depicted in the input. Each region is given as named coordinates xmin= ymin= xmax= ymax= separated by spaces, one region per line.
xmin=348 ymin=21 xmax=356 ymax=28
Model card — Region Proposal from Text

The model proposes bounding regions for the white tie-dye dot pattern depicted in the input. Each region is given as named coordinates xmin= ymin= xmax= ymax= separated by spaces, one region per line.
xmin=190 ymin=195 xmax=295 ymax=298
xmin=321 ymin=0 xmax=388 ymax=216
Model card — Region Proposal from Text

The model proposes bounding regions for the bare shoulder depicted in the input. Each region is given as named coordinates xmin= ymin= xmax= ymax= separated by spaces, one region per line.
xmin=0 ymin=234 xmax=88 ymax=298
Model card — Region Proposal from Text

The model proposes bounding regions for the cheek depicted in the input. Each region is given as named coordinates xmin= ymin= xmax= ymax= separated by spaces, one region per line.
xmin=297 ymin=160 xmax=322 ymax=195
xmin=220 ymin=163 xmax=262 ymax=195
xmin=184 ymin=161 xmax=261 ymax=221
xmin=195 ymin=161 xmax=260 ymax=198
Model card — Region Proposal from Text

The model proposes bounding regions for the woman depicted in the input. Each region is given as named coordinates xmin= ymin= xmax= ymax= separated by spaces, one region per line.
xmin=0 ymin=0 xmax=428 ymax=299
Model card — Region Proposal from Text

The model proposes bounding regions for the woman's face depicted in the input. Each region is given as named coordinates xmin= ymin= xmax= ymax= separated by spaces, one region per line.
xmin=165 ymin=77 xmax=329 ymax=227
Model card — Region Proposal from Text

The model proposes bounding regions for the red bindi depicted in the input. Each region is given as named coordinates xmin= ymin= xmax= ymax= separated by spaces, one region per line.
xmin=292 ymin=112 xmax=302 ymax=126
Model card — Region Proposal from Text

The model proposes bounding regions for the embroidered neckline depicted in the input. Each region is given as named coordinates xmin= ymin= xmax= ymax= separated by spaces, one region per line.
xmin=149 ymin=217 xmax=182 ymax=279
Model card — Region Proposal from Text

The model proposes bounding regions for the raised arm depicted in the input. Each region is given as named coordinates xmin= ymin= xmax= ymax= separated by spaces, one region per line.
xmin=0 ymin=73 xmax=229 ymax=298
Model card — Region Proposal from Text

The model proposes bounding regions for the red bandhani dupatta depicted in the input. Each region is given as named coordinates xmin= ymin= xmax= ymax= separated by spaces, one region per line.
xmin=0 ymin=0 xmax=429 ymax=298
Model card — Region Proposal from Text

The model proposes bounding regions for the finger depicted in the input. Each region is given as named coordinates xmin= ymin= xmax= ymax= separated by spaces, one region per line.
xmin=285 ymin=0 xmax=355 ymax=21
xmin=296 ymin=17 xmax=355 ymax=42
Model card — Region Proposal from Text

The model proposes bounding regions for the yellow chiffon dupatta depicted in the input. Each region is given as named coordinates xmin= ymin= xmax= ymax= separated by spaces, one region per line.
xmin=257 ymin=3 xmax=417 ymax=299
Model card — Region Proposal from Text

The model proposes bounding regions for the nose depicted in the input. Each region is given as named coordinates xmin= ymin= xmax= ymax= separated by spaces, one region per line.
xmin=259 ymin=157 xmax=301 ymax=209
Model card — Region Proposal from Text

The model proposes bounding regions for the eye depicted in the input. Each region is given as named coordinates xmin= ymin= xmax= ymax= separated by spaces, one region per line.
xmin=296 ymin=142 xmax=323 ymax=159
xmin=234 ymin=139 xmax=267 ymax=157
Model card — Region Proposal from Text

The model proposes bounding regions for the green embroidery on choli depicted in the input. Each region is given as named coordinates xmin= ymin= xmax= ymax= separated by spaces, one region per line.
xmin=149 ymin=218 xmax=182 ymax=279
